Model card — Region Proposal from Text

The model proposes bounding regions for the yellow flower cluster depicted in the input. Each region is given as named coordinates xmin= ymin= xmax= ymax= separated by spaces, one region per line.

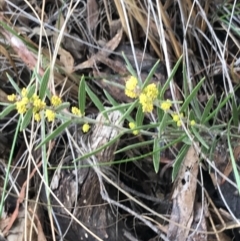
xmin=125 ymin=76 xmax=159 ymax=113
xmin=7 ymin=88 xmax=62 ymax=123
xmin=51 ymin=95 xmax=62 ymax=107
xmin=125 ymin=76 xmax=139 ymax=98
xmin=82 ymin=123 xmax=90 ymax=133
xmin=139 ymin=83 xmax=158 ymax=113
xmin=45 ymin=109 xmax=55 ymax=122
xmin=172 ymin=112 xmax=184 ymax=127
xmin=190 ymin=120 xmax=196 ymax=126
xmin=160 ymin=99 xmax=172 ymax=111
xmin=71 ymin=106 xmax=82 ymax=116
xmin=7 ymin=94 xmax=16 ymax=102
xmin=15 ymin=97 xmax=29 ymax=114
xmin=129 ymin=122 xmax=139 ymax=135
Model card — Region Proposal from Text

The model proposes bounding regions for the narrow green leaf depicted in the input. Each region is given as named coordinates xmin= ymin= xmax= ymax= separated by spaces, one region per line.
xmin=85 ymin=84 xmax=108 ymax=120
xmin=180 ymin=77 xmax=205 ymax=112
xmin=102 ymin=79 xmax=125 ymax=90
xmin=119 ymin=99 xmax=138 ymax=123
xmin=201 ymin=95 xmax=215 ymax=124
xmin=228 ymin=120 xmax=240 ymax=194
xmin=115 ymin=139 xmax=154 ymax=154
xmin=6 ymin=73 xmax=21 ymax=94
xmin=122 ymin=52 xmax=137 ymax=78
xmin=79 ymin=75 xmax=86 ymax=114
xmin=160 ymin=55 xmax=183 ymax=97
xmin=153 ymin=138 xmax=160 ymax=173
xmin=20 ymin=108 xmax=33 ymax=130
xmin=204 ymin=94 xmax=231 ymax=123
xmin=55 ymin=102 xmax=70 ymax=112
xmin=104 ymin=89 xmax=119 ymax=106
xmin=191 ymin=126 xmax=209 ymax=149
xmin=0 ymin=118 xmax=20 ymax=217
xmin=35 ymin=120 xmax=71 ymax=149
xmin=172 ymin=144 xmax=190 ymax=181
xmin=136 ymin=105 xmax=144 ymax=127
xmin=142 ymin=60 xmax=160 ymax=89
xmin=27 ymin=84 xmax=36 ymax=98
xmin=0 ymin=104 xmax=16 ymax=119
xmin=232 ymin=97 xmax=239 ymax=127
xmin=39 ymin=67 xmax=50 ymax=99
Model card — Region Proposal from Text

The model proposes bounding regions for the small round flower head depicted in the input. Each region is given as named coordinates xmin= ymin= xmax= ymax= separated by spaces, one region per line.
xmin=51 ymin=95 xmax=62 ymax=107
xmin=160 ymin=99 xmax=172 ymax=111
xmin=172 ymin=112 xmax=183 ymax=122
xmin=143 ymin=83 xmax=158 ymax=100
xmin=139 ymin=93 xmax=154 ymax=113
xmin=16 ymin=97 xmax=29 ymax=114
xmin=34 ymin=113 xmax=41 ymax=122
xmin=21 ymin=88 xmax=28 ymax=97
xmin=82 ymin=123 xmax=90 ymax=133
xmin=7 ymin=94 xmax=16 ymax=102
xmin=129 ymin=122 xmax=139 ymax=135
xmin=45 ymin=109 xmax=56 ymax=122
xmin=125 ymin=76 xmax=139 ymax=98
xmin=177 ymin=120 xmax=182 ymax=127
xmin=190 ymin=120 xmax=196 ymax=126
xmin=16 ymin=101 xmax=27 ymax=114
xmin=33 ymin=97 xmax=46 ymax=111
xmin=71 ymin=106 xmax=82 ymax=116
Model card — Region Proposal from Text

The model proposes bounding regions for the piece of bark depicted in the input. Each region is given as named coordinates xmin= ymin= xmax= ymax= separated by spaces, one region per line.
xmin=168 ymin=144 xmax=199 ymax=241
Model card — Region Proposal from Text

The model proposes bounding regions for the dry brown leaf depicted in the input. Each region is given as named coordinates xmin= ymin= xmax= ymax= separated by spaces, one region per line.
xmin=0 ymin=15 xmax=44 ymax=76
xmin=87 ymin=0 xmax=99 ymax=31
xmin=53 ymin=14 xmax=74 ymax=73
xmin=168 ymin=144 xmax=199 ymax=241
xmin=73 ymin=28 xmax=123 ymax=71
xmin=58 ymin=48 xmax=74 ymax=73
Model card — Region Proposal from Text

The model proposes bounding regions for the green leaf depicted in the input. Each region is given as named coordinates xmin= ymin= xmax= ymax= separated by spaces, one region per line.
xmin=153 ymin=138 xmax=160 ymax=173
xmin=119 ymin=99 xmax=138 ymax=123
xmin=0 ymin=104 xmax=16 ymax=119
xmin=200 ymin=95 xmax=215 ymax=124
xmin=160 ymin=55 xmax=183 ymax=97
xmin=204 ymin=94 xmax=231 ymax=123
xmin=180 ymin=77 xmax=205 ymax=113
xmin=191 ymin=126 xmax=209 ymax=149
xmin=85 ymin=83 xmax=108 ymax=120
xmin=6 ymin=73 xmax=21 ymax=94
xmin=136 ymin=105 xmax=144 ymax=127
xmin=122 ymin=52 xmax=137 ymax=78
xmin=35 ymin=120 xmax=71 ymax=149
xmin=54 ymin=102 xmax=70 ymax=112
xmin=172 ymin=144 xmax=190 ymax=181
xmin=39 ymin=67 xmax=50 ymax=99
xmin=20 ymin=108 xmax=33 ymax=130
xmin=79 ymin=75 xmax=86 ymax=115
xmin=231 ymin=97 xmax=239 ymax=127
xmin=0 ymin=118 xmax=20 ymax=217
xmin=228 ymin=120 xmax=240 ymax=194
xmin=142 ymin=60 xmax=160 ymax=89
xmin=115 ymin=139 xmax=154 ymax=154
xmin=27 ymin=84 xmax=36 ymax=98
xmin=104 ymin=89 xmax=119 ymax=106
